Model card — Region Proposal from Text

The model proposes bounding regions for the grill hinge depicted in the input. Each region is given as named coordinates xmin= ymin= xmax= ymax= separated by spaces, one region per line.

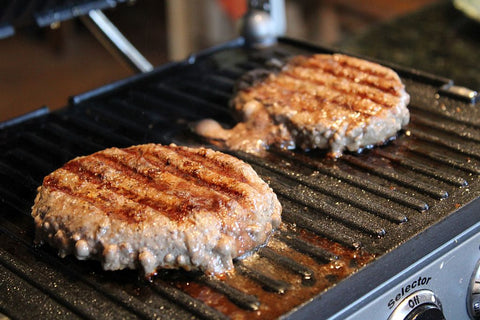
xmin=80 ymin=9 xmax=154 ymax=73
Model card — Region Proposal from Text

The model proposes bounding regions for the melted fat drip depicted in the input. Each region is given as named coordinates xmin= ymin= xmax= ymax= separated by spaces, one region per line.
xmin=194 ymin=107 xmax=295 ymax=155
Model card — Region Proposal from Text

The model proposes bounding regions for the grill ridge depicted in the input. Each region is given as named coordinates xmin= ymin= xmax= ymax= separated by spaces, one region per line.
xmin=270 ymin=179 xmax=387 ymax=237
xmin=9 ymin=148 xmax=56 ymax=181
xmin=148 ymin=84 xmax=230 ymax=118
xmin=151 ymin=282 xmax=230 ymax=320
xmin=277 ymin=231 xmax=339 ymax=263
xmin=235 ymin=151 xmax=408 ymax=224
xmin=412 ymin=113 xmax=480 ymax=143
xmin=0 ymin=160 xmax=39 ymax=190
xmin=274 ymin=150 xmax=429 ymax=211
xmin=67 ymin=114 xmax=135 ymax=147
xmin=0 ymin=185 xmax=31 ymax=213
xmin=0 ymin=226 xmax=160 ymax=320
xmin=20 ymin=131 xmax=75 ymax=162
xmin=0 ymin=245 xmax=129 ymax=320
xmin=181 ymin=79 xmax=232 ymax=103
xmin=408 ymin=104 xmax=480 ymax=129
xmin=0 ymin=263 xmax=81 ymax=320
xmin=107 ymin=97 xmax=169 ymax=124
xmin=198 ymin=276 xmax=261 ymax=311
xmin=280 ymin=202 xmax=363 ymax=250
xmin=374 ymin=149 xmax=468 ymax=186
xmin=406 ymin=145 xmax=480 ymax=175
xmin=409 ymin=127 xmax=480 ymax=159
xmin=235 ymin=261 xmax=291 ymax=294
xmin=258 ymin=247 xmax=314 ymax=281
xmin=45 ymin=121 xmax=104 ymax=154
xmin=342 ymin=154 xmax=449 ymax=199
xmin=82 ymin=104 xmax=150 ymax=141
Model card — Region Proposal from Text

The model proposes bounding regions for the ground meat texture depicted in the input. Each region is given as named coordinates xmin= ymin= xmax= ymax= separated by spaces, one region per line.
xmin=31 ymin=144 xmax=282 ymax=276
xmin=196 ymin=53 xmax=410 ymax=157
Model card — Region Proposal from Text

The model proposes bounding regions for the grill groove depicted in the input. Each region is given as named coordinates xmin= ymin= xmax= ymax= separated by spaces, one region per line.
xmin=342 ymin=154 xmax=449 ymax=199
xmin=406 ymin=145 xmax=480 ymax=175
xmin=235 ymin=262 xmax=291 ymax=294
xmin=198 ymin=276 xmax=261 ymax=311
xmin=277 ymin=231 xmax=339 ymax=263
xmin=258 ymin=247 xmax=314 ymax=280
xmin=280 ymin=201 xmax=363 ymax=250
xmin=412 ymin=113 xmax=480 ymax=143
xmin=236 ymin=151 xmax=408 ymax=224
xmin=270 ymin=176 xmax=387 ymax=237
xmin=151 ymin=282 xmax=230 ymax=320
xmin=374 ymin=149 xmax=468 ymax=187
xmin=0 ymin=245 xmax=135 ymax=320
xmin=409 ymin=127 xmax=480 ymax=159
xmin=275 ymin=150 xmax=429 ymax=211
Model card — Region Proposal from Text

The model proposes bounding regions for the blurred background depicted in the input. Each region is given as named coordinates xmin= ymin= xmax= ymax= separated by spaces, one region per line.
xmin=0 ymin=0 xmax=439 ymax=122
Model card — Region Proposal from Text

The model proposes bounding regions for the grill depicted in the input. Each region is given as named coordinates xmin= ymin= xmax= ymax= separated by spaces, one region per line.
xmin=0 ymin=0 xmax=126 ymax=38
xmin=1 ymin=36 xmax=479 ymax=319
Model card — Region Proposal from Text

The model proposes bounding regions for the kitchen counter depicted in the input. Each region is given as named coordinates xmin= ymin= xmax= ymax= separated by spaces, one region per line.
xmin=339 ymin=0 xmax=480 ymax=91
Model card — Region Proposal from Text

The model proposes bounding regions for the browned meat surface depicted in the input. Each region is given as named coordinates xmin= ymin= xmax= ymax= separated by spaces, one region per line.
xmin=196 ymin=53 xmax=410 ymax=157
xmin=31 ymin=144 xmax=282 ymax=276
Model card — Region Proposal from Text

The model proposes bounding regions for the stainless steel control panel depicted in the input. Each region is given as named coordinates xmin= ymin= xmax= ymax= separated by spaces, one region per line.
xmin=331 ymin=221 xmax=480 ymax=320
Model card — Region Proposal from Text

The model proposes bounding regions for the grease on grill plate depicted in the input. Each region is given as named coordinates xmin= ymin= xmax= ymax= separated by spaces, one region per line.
xmin=156 ymin=225 xmax=374 ymax=320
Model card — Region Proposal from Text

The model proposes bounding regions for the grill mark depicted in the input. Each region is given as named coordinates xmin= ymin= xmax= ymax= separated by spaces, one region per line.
xmin=94 ymin=151 xmax=236 ymax=221
xmin=43 ymin=165 xmax=157 ymax=224
xmin=61 ymin=159 xmax=179 ymax=222
xmin=250 ymin=78 xmax=373 ymax=131
xmin=244 ymin=81 xmax=368 ymax=138
xmin=43 ymin=175 xmax=106 ymax=214
xmin=293 ymin=63 xmax=400 ymax=100
xmin=123 ymin=146 xmax=252 ymax=204
xmin=292 ymin=54 xmax=393 ymax=79
xmin=300 ymin=55 xmax=401 ymax=96
xmin=335 ymin=55 xmax=394 ymax=77
xmin=282 ymin=68 xmax=398 ymax=110
xmin=268 ymin=75 xmax=380 ymax=117
xmin=43 ymin=148 xmax=238 ymax=223
xmin=172 ymin=147 xmax=249 ymax=184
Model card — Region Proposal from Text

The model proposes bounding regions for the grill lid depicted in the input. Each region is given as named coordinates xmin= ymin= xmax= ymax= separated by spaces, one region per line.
xmin=0 ymin=0 xmax=126 ymax=39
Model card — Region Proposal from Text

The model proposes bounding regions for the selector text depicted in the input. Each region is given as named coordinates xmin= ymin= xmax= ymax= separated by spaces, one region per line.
xmin=387 ymin=276 xmax=432 ymax=309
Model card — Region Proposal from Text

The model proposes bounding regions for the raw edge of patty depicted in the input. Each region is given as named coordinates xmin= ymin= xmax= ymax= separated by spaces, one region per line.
xmin=31 ymin=144 xmax=282 ymax=277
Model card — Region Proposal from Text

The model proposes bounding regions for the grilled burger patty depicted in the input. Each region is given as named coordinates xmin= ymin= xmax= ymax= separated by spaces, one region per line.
xmin=31 ymin=144 xmax=281 ymax=276
xmin=196 ymin=53 xmax=410 ymax=157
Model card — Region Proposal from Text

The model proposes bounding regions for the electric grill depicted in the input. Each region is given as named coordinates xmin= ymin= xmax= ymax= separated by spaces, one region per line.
xmin=1 ymin=1 xmax=480 ymax=319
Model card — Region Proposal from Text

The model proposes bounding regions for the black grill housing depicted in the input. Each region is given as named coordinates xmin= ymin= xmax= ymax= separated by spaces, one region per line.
xmin=0 ymin=0 xmax=126 ymax=38
xmin=0 ymin=38 xmax=479 ymax=319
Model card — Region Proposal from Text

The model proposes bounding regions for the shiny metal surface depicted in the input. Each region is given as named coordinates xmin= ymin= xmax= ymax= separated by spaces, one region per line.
xmin=241 ymin=0 xmax=285 ymax=47
xmin=388 ymin=290 xmax=443 ymax=320
xmin=80 ymin=9 xmax=153 ymax=73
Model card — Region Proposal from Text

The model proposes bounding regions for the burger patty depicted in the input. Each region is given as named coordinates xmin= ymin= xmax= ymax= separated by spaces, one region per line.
xmin=196 ymin=53 xmax=410 ymax=157
xmin=31 ymin=144 xmax=282 ymax=276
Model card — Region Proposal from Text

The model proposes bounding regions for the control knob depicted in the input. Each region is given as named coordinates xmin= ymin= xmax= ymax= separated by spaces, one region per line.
xmin=467 ymin=259 xmax=480 ymax=319
xmin=388 ymin=289 xmax=445 ymax=320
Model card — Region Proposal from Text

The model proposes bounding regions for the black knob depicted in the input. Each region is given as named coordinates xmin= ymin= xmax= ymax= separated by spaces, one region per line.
xmin=404 ymin=304 xmax=446 ymax=320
